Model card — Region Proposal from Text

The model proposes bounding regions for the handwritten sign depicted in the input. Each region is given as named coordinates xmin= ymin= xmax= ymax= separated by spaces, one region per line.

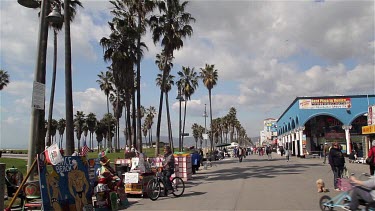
xmin=124 ymin=172 xmax=139 ymax=184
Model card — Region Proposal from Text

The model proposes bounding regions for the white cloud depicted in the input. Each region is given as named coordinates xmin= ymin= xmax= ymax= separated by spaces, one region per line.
xmin=4 ymin=116 xmax=19 ymax=125
xmin=73 ymin=88 xmax=107 ymax=118
xmin=1 ymin=0 xmax=374 ymax=147
xmin=3 ymin=81 xmax=33 ymax=96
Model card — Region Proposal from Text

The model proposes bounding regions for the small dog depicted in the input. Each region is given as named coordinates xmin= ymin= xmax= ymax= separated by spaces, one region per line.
xmin=316 ymin=179 xmax=328 ymax=192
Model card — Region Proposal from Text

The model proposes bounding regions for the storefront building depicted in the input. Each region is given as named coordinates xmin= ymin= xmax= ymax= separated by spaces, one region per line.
xmin=276 ymin=95 xmax=375 ymax=157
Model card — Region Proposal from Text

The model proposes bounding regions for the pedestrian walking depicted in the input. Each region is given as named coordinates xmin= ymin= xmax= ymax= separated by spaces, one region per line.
xmin=266 ymin=146 xmax=272 ymax=160
xmin=367 ymin=140 xmax=375 ymax=175
xmin=323 ymin=142 xmax=330 ymax=164
xmin=285 ymin=148 xmax=290 ymax=162
xmin=238 ymin=147 xmax=243 ymax=162
xmin=328 ymin=142 xmax=345 ymax=191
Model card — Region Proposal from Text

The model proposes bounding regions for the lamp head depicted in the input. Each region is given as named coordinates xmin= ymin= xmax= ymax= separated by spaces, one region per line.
xmin=18 ymin=0 xmax=40 ymax=8
xmin=46 ymin=5 xmax=63 ymax=24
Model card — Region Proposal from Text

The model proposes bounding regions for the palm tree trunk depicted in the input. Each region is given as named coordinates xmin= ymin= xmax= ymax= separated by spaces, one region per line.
xmin=155 ymin=77 xmax=165 ymax=156
xmin=114 ymin=94 xmax=119 ymax=151
xmin=106 ymin=94 xmax=111 ymax=150
xmin=132 ymin=91 xmax=136 ymax=150
xmin=165 ymin=92 xmax=173 ymax=149
xmin=46 ymin=30 xmax=58 ymax=147
xmin=136 ymin=13 xmax=142 ymax=153
xmin=64 ymin=0 xmax=74 ymax=155
xmin=209 ymin=89 xmax=213 ymax=152
xmin=126 ymin=101 xmax=132 ymax=149
xmin=150 ymin=128 xmax=153 ymax=147
xmin=182 ymin=99 xmax=187 ymax=148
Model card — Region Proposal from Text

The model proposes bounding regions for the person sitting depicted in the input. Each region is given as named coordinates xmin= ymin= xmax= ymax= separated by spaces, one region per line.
xmin=343 ymin=175 xmax=375 ymax=210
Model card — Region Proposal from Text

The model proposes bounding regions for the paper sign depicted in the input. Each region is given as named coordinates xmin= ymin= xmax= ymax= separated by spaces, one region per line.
xmin=130 ymin=157 xmax=139 ymax=171
xmin=32 ymin=81 xmax=45 ymax=110
xmin=124 ymin=172 xmax=139 ymax=184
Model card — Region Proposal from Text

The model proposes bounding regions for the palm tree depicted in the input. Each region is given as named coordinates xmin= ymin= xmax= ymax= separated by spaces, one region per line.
xmin=74 ymin=111 xmax=85 ymax=152
xmin=95 ymin=120 xmax=105 ymax=152
xmin=200 ymin=64 xmax=218 ymax=152
xmin=177 ymin=66 xmax=198 ymax=147
xmin=155 ymin=51 xmax=174 ymax=149
xmin=227 ymin=107 xmax=237 ymax=143
xmin=86 ymin=112 xmax=97 ymax=149
xmin=97 ymin=71 xmax=114 ymax=149
xmin=64 ymin=0 xmax=84 ymax=155
xmin=0 ymin=70 xmax=10 ymax=91
xmin=46 ymin=119 xmax=58 ymax=145
xmin=82 ymin=123 xmax=89 ymax=142
xmin=49 ymin=119 xmax=58 ymax=144
xmin=142 ymin=122 xmax=148 ymax=148
xmin=101 ymin=113 xmax=116 ymax=149
xmin=146 ymin=106 xmax=156 ymax=147
xmin=149 ymin=0 xmax=195 ymax=156
xmin=46 ymin=0 xmax=82 ymax=148
xmin=191 ymin=123 xmax=199 ymax=149
xmin=156 ymin=70 xmax=175 ymax=149
xmin=57 ymin=118 xmax=66 ymax=148
xmin=131 ymin=0 xmax=156 ymax=154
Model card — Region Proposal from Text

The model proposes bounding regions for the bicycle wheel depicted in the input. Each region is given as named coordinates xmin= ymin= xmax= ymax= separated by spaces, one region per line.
xmin=172 ymin=177 xmax=185 ymax=197
xmin=147 ymin=179 xmax=161 ymax=201
xmin=319 ymin=195 xmax=333 ymax=211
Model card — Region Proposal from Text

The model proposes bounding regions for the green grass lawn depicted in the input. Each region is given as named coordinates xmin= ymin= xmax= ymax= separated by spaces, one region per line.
xmin=0 ymin=158 xmax=27 ymax=174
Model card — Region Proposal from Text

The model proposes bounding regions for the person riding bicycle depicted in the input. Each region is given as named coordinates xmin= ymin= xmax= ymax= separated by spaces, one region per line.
xmin=162 ymin=145 xmax=175 ymax=194
xmin=343 ymin=175 xmax=375 ymax=210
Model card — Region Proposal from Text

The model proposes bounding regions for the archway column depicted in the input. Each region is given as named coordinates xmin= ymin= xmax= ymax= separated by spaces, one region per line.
xmin=342 ymin=125 xmax=352 ymax=155
xmin=298 ymin=126 xmax=305 ymax=156
xmin=296 ymin=129 xmax=300 ymax=156
xmin=293 ymin=130 xmax=298 ymax=156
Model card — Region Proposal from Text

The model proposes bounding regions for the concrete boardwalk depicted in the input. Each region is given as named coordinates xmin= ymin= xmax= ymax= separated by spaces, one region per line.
xmin=125 ymin=154 xmax=370 ymax=211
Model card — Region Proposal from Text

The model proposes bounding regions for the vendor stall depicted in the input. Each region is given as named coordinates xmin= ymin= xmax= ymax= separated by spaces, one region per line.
xmin=124 ymin=153 xmax=154 ymax=196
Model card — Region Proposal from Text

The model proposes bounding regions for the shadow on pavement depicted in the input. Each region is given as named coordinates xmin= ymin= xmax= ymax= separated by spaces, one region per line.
xmin=193 ymin=157 xmax=314 ymax=183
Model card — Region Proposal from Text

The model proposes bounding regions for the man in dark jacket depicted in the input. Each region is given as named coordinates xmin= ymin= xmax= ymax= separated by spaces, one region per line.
xmin=163 ymin=146 xmax=175 ymax=193
xmin=328 ymin=142 xmax=345 ymax=191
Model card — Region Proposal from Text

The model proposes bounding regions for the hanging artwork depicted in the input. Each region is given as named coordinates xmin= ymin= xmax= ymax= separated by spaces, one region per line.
xmin=38 ymin=155 xmax=93 ymax=211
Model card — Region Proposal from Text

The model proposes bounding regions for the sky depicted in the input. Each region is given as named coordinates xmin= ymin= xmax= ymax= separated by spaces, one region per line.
xmin=0 ymin=0 xmax=374 ymax=149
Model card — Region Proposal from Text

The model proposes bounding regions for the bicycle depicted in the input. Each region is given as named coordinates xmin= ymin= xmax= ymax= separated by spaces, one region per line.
xmin=147 ymin=167 xmax=185 ymax=201
xmin=319 ymin=173 xmax=375 ymax=211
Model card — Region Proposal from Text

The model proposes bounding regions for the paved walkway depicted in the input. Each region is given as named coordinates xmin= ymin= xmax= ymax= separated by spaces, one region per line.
xmin=124 ymin=153 xmax=370 ymax=211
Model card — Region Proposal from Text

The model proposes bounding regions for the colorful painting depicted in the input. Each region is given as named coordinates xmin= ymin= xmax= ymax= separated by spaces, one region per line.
xmin=38 ymin=156 xmax=93 ymax=211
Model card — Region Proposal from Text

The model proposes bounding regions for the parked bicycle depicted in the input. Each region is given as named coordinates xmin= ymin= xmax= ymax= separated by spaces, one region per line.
xmin=147 ymin=167 xmax=185 ymax=201
xmin=319 ymin=173 xmax=375 ymax=211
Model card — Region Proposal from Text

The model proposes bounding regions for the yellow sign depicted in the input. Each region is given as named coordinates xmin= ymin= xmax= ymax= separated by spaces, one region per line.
xmin=362 ymin=125 xmax=375 ymax=134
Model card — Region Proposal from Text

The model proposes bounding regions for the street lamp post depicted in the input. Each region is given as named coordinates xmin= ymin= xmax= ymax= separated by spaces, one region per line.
xmin=20 ymin=0 xmax=50 ymax=181
xmin=176 ymin=88 xmax=184 ymax=152
xmin=203 ymin=104 xmax=208 ymax=148
xmin=19 ymin=0 xmax=62 ymax=181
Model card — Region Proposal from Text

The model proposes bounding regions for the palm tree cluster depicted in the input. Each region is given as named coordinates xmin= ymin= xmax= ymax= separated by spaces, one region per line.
xmin=191 ymin=107 xmax=253 ymax=150
xmin=96 ymin=0 xmax=229 ymax=155
xmin=39 ymin=0 xmax=83 ymax=155
xmin=41 ymin=0 xmax=227 ymax=155
xmin=45 ymin=111 xmax=121 ymax=152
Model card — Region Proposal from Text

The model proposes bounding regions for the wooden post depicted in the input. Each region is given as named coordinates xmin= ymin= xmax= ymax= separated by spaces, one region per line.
xmin=5 ymin=159 xmax=37 ymax=211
